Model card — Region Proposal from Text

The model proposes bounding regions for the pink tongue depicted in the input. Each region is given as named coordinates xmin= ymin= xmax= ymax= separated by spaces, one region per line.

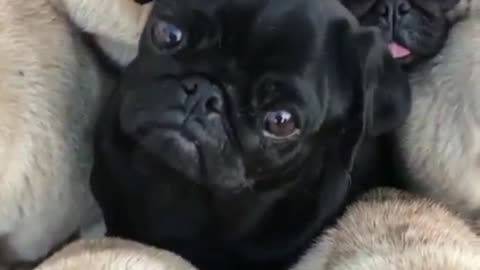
xmin=388 ymin=43 xmax=411 ymax=59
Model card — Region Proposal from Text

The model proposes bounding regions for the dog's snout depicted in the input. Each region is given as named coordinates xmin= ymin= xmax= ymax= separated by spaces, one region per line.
xmin=183 ymin=78 xmax=224 ymax=115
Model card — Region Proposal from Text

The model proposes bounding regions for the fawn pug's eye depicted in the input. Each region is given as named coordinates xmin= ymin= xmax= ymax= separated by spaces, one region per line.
xmin=152 ymin=21 xmax=184 ymax=51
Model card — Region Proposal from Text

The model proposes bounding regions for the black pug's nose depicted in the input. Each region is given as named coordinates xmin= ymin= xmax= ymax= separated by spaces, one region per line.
xmin=123 ymin=77 xmax=225 ymax=140
xmin=182 ymin=77 xmax=224 ymax=116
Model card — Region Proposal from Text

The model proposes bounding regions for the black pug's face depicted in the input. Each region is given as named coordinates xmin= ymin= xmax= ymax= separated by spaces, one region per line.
xmin=118 ymin=0 xmax=410 ymax=194
xmin=341 ymin=0 xmax=462 ymax=65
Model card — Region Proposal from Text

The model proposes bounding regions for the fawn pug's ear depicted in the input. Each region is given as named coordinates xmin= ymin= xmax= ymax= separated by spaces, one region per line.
xmin=444 ymin=0 xmax=471 ymax=24
xmin=440 ymin=0 xmax=463 ymax=11
xmin=336 ymin=22 xmax=411 ymax=171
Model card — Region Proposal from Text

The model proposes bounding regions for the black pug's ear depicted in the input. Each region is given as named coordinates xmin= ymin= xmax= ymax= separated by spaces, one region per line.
xmin=336 ymin=22 xmax=411 ymax=172
xmin=354 ymin=27 xmax=411 ymax=136
xmin=340 ymin=0 xmax=377 ymax=17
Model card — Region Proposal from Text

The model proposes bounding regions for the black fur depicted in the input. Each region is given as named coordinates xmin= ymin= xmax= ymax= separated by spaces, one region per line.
xmin=90 ymin=0 xmax=411 ymax=269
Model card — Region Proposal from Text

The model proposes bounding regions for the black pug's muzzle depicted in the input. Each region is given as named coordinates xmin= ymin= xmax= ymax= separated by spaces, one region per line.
xmin=119 ymin=73 xmax=249 ymax=191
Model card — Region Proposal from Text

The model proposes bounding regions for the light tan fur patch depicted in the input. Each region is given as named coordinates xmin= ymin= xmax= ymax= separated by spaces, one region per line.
xmin=50 ymin=0 xmax=153 ymax=65
xmin=0 ymin=0 xmax=151 ymax=267
xmin=290 ymin=188 xmax=480 ymax=270
xmin=446 ymin=0 xmax=472 ymax=23
xmin=397 ymin=0 xmax=480 ymax=218
xmin=35 ymin=238 xmax=197 ymax=270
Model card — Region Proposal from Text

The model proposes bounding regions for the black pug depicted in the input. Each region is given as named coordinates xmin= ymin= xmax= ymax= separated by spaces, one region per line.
xmin=90 ymin=0 xmax=411 ymax=269
xmin=341 ymin=0 xmax=466 ymax=66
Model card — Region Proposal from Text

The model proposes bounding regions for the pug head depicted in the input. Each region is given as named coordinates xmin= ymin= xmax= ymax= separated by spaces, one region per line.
xmin=116 ymin=0 xmax=411 ymax=194
xmin=341 ymin=0 xmax=469 ymax=66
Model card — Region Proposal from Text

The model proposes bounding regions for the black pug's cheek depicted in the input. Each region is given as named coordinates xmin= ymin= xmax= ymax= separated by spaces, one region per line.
xmin=186 ymin=117 xmax=253 ymax=192
xmin=134 ymin=129 xmax=201 ymax=181
xmin=202 ymin=149 xmax=252 ymax=194
xmin=118 ymin=80 xmax=187 ymax=137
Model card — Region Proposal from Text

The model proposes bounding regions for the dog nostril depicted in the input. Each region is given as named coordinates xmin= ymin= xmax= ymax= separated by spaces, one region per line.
xmin=397 ymin=2 xmax=410 ymax=16
xmin=205 ymin=96 xmax=223 ymax=113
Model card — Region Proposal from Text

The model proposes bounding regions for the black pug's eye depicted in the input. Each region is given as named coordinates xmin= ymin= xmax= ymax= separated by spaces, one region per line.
xmin=152 ymin=21 xmax=184 ymax=51
xmin=263 ymin=110 xmax=300 ymax=140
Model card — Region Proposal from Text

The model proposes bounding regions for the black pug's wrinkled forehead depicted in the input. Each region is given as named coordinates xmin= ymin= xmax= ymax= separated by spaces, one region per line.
xmin=135 ymin=0 xmax=350 ymax=79
xmin=119 ymin=0 xmax=410 ymax=192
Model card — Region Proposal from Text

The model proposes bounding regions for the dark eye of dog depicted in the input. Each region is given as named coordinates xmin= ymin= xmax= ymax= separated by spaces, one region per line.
xmin=152 ymin=21 xmax=184 ymax=51
xmin=263 ymin=110 xmax=299 ymax=140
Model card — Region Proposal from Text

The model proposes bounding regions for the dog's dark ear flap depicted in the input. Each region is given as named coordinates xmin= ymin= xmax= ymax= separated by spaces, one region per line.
xmin=354 ymin=27 xmax=411 ymax=137
xmin=337 ymin=24 xmax=411 ymax=172
xmin=340 ymin=0 xmax=377 ymax=17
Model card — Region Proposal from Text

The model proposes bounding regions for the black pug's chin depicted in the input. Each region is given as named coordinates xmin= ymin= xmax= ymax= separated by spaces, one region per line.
xmin=132 ymin=124 xmax=253 ymax=193
xmin=135 ymin=129 xmax=201 ymax=181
